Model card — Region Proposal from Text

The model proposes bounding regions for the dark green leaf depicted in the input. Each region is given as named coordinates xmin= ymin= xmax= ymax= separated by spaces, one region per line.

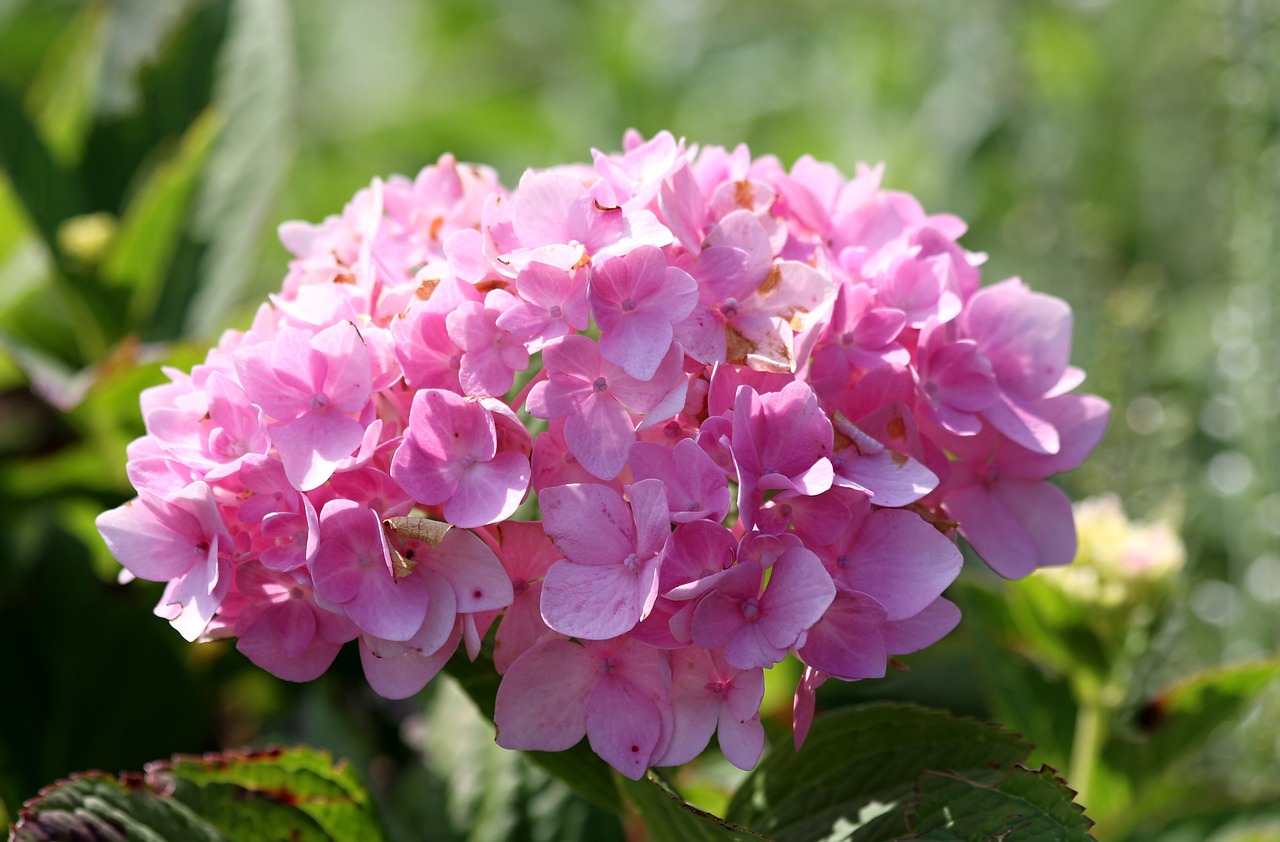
xmin=617 ymin=774 xmax=769 ymax=841
xmin=0 ymin=85 xmax=87 ymax=258
xmin=726 ymin=702 xmax=1032 ymax=842
xmin=10 ymin=771 xmax=227 ymax=842
xmin=906 ymin=765 xmax=1095 ymax=840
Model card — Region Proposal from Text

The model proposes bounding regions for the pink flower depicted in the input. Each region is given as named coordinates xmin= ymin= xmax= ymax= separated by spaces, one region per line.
xmin=540 ymin=480 xmax=671 ymax=639
xmin=233 ymin=321 xmax=373 ymax=491
xmin=391 ymin=389 xmax=531 ymax=528
xmin=495 ymin=635 xmax=673 ymax=779
xmin=527 ymin=335 xmax=686 ymax=480
xmin=589 ymin=245 xmax=698 ymax=380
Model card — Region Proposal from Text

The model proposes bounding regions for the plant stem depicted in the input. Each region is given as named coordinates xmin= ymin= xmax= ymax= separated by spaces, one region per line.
xmin=1068 ymin=689 xmax=1105 ymax=810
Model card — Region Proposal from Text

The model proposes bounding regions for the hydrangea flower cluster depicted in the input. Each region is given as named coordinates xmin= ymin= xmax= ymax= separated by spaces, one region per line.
xmin=96 ymin=131 xmax=1108 ymax=778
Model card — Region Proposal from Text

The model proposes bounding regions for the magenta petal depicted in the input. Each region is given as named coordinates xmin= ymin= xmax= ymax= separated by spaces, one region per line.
xmin=541 ymin=560 xmax=642 ymax=639
xmin=716 ymin=708 xmax=765 ymax=771
xmin=360 ymin=621 xmax=460 ymax=700
xmin=270 ymin=413 xmax=365 ymax=491
xmin=881 ymin=597 xmax=962 ymax=655
xmin=839 ymin=509 xmax=962 ymax=620
xmin=798 ymin=590 xmax=888 ymax=680
xmin=944 ymin=478 xmax=1076 ymax=578
xmin=443 ymin=450 xmax=530 ymax=528
xmin=564 ymin=394 xmax=635 ymax=480
xmin=342 ymin=564 xmax=431 ymax=642
xmin=586 ymin=676 xmax=664 ymax=779
xmin=541 ymin=483 xmax=634 ymax=565
xmin=983 ymin=391 xmax=1060 ymax=455
xmin=495 ymin=638 xmax=595 ymax=751
xmin=758 ymin=548 xmax=836 ymax=650
xmin=428 ymin=528 xmax=515 ymax=614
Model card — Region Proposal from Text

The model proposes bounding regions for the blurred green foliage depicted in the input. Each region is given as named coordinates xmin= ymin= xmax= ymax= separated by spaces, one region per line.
xmin=1 ymin=0 xmax=1278 ymax=839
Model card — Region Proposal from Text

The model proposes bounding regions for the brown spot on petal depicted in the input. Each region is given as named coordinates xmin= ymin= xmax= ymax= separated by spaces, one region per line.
xmin=886 ymin=416 xmax=908 ymax=444
xmin=725 ymin=324 xmax=754 ymax=366
xmin=789 ymin=309 xmax=809 ymax=332
xmin=832 ymin=427 xmax=854 ymax=452
xmin=573 ymin=250 xmax=591 ymax=270
xmin=594 ymin=199 xmax=621 ymax=213
xmin=415 ymin=278 xmax=441 ymax=300
xmin=475 ymin=278 xmax=510 ymax=294
xmin=734 ymin=180 xmax=755 ymax=209
xmin=429 ymin=216 xmax=445 ymax=241
xmin=890 ymin=450 xmax=909 ymax=467
xmin=333 ymin=273 xmax=356 ymax=284
xmin=758 ymin=264 xmax=783 ymax=296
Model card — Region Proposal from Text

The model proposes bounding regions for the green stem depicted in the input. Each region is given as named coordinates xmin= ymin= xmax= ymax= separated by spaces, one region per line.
xmin=1068 ymin=689 xmax=1105 ymax=809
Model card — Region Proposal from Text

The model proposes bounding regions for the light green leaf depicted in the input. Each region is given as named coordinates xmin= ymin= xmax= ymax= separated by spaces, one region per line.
xmin=100 ymin=105 xmax=224 ymax=325
xmin=23 ymin=1 xmax=108 ymax=163
xmin=184 ymin=0 xmax=297 ymax=338
xmin=1122 ymin=658 xmax=1280 ymax=778
xmin=160 ymin=746 xmax=386 ymax=842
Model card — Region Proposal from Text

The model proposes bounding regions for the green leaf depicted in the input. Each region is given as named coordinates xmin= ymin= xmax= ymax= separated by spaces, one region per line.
xmin=160 ymin=746 xmax=385 ymax=842
xmin=9 ymin=747 xmax=386 ymax=842
xmin=617 ymin=774 xmax=769 ymax=841
xmin=23 ymin=1 xmax=108 ymax=164
xmin=0 ymin=85 xmax=88 ymax=259
xmin=726 ymin=702 xmax=1033 ymax=842
xmin=100 ymin=105 xmax=224 ymax=325
xmin=11 ymin=771 xmax=227 ymax=842
xmin=1122 ymin=658 xmax=1280 ymax=778
xmin=182 ymin=0 xmax=297 ymax=338
xmin=906 ymin=765 xmax=1095 ymax=840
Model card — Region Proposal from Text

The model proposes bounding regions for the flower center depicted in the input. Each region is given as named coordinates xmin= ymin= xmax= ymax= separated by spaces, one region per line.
xmin=593 ymin=376 xmax=608 ymax=393
xmin=310 ymin=392 xmax=329 ymax=410
xmin=740 ymin=597 xmax=760 ymax=620
xmin=548 ymin=304 xmax=563 ymax=319
xmin=621 ymin=298 xmax=638 ymax=312
xmin=598 ymin=656 xmax=617 ymax=676
xmin=719 ymin=298 xmax=739 ymax=319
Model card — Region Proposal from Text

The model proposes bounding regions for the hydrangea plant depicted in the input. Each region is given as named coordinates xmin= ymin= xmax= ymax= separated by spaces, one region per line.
xmin=95 ymin=130 xmax=1108 ymax=779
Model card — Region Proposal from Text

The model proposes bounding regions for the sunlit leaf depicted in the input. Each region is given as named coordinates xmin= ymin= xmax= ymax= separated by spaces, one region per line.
xmin=726 ymin=702 xmax=1033 ymax=841
xmin=100 ymin=105 xmax=224 ymax=325
xmin=906 ymin=765 xmax=1094 ymax=840
xmin=617 ymin=774 xmax=768 ymax=841
xmin=183 ymin=0 xmax=297 ymax=338
xmin=23 ymin=2 xmax=107 ymax=163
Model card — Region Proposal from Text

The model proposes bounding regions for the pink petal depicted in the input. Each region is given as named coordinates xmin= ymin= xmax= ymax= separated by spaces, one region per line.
xmin=586 ymin=676 xmax=665 ymax=779
xmin=540 ymin=560 xmax=644 ymax=639
xmin=495 ymin=638 xmax=595 ymax=751
xmin=541 ymin=483 xmax=634 ymax=565
xmin=881 ymin=597 xmax=961 ymax=655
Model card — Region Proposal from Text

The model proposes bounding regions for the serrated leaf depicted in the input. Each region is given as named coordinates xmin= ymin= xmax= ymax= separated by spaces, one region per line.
xmin=157 ymin=746 xmax=384 ymax=842
xmin=1123 ymin=658 xmax=1280 ymax=778
xmin=726 ymin=702 xmax=1033 ymax=842
xmin=617 ymin=774 xmax=769 ymax=841
xmin=183 ymin=0 xmax=297 ymax=338
xmin=906 ymin=765 xmax=1095 ymax=840
xmin=10 ymin=771 xmax=227 ymax=842
xmin=10 ymin=747 xmax=386 ymax=842
xmin=100 ymin=105 xmax=224 ymax=325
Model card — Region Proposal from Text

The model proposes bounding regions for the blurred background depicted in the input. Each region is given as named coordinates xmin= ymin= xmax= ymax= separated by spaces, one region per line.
xmin=0 ymin=0 xmax=1277 ymax=839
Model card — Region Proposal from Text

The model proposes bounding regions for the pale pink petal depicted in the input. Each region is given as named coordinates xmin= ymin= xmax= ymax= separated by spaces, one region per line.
xmin=495 ymin=638 xmax=596 ymax=751
xmin=586 ymin=676 xmax=665 ymax=779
